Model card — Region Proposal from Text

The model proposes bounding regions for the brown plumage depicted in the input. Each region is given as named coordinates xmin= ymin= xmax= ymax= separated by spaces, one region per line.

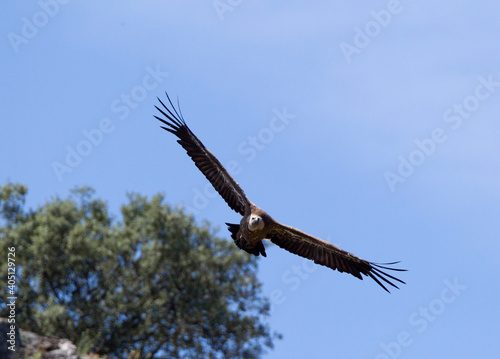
xmin=155 ymin=93 xmax=406 ymax=292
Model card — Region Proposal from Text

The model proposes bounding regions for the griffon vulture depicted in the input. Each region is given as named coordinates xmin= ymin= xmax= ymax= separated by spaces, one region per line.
xmin=155 ymin=93 xmax=406 ymax=292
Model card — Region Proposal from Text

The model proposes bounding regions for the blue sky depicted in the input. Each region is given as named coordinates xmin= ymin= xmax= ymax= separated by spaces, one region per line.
xmin=2 ymin=1 xmax=500 ymax=358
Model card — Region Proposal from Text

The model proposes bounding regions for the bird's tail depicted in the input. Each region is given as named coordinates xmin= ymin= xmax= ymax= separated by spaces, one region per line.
xmin=226 ymin=223 xmax=240 ymax=241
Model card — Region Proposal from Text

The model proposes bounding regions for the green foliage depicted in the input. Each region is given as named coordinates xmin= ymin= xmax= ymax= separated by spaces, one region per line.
xmin=0 ymin=182 xmax=279 ymax=358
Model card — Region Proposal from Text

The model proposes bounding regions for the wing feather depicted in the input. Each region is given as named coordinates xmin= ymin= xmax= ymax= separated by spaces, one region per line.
xmin=268 ymin=223 xmax=406 ymax=292
xmin=155 ymin=93 xmax=250 ymax=215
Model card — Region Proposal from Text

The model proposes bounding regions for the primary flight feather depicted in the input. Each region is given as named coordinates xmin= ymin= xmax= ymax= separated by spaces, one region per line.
xmin=155 ymin=93 xmax=406 ymax=292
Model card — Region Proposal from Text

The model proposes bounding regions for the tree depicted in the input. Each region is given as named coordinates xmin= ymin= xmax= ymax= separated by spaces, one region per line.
xmin=0 ymin=182 xmax=279 ymax=358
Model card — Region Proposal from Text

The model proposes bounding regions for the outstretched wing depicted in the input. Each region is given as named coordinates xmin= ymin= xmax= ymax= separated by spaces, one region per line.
xmin=267 ymin=223 xmax=406 ymax=292
xmin=155 ymin=93 xmax=250 ymax=215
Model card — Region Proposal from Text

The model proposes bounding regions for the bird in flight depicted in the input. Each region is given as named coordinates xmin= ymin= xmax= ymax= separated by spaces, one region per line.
xmin=155 ymin=93 xmax=406 ymax=292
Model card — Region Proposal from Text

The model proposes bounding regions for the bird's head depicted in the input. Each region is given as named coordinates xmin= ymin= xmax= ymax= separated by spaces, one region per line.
xmin=248 ymin=215 xmax=265 ymax=232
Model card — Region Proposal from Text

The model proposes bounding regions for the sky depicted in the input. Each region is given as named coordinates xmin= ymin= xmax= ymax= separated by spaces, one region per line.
xmin=2 ymin=1 xmax=500 ymax=358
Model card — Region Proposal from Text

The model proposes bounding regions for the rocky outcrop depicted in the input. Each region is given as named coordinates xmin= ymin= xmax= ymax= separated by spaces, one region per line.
xmin=0 ymin=318 xmax=80 ymax=359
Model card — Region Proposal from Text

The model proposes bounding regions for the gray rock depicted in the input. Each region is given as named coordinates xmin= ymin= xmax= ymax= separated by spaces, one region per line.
xmin=0 ymin=318 xmax=80 ymax=359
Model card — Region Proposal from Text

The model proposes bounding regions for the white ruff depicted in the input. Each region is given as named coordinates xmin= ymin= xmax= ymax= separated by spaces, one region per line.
xmin=248 ymin=215 xmax=264 ymax=231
